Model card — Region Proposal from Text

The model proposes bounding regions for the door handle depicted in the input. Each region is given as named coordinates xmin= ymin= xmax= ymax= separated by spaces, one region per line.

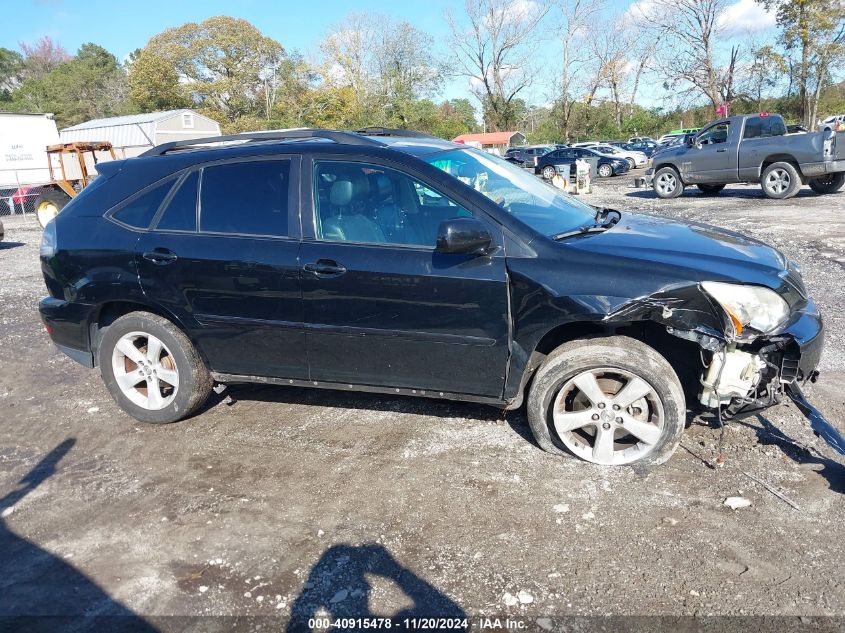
xmin=143 ymin=249 xmax=178 ymax=265
xmin=303 ymin=260 xmax=347 ymax=277
xmin=716 ymin=148 xmax=727 ymax=152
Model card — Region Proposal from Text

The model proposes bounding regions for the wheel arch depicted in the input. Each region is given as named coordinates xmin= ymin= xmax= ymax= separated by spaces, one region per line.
xmin=760 ymin=154 xmax=804 ymax=181
xmin=508 ymin=318 xmax=702 ymax=410
xmin=652 ymin=162 xmax=684 ymax=183
xmin=88 ymin=300 xmax=208 ymax=368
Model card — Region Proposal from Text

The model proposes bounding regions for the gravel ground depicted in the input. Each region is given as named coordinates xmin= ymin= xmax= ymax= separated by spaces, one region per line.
xmin=0 ymin=174 xmax=843 ymax=631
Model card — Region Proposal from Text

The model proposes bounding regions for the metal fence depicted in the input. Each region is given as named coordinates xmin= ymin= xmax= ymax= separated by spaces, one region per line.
xmin=0 ymin=169 xmax=52 ymax=217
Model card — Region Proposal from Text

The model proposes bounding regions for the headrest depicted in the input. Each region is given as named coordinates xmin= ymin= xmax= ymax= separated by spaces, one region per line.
xmin=350 ymin=172 xmax=370 ymax=198
xmin=374 ymin=174 xmax=391 ymax=196
xmin=330 ymin=180 xmax=353 ymax=206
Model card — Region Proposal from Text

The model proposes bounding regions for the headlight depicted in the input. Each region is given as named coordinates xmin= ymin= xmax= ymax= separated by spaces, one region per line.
xmin=702 ymin=281 xmax=790 ymax=337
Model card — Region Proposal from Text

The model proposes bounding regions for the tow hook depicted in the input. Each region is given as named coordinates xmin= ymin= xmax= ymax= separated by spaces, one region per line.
xmin=785 ymin=383 xmax=845 ymax=455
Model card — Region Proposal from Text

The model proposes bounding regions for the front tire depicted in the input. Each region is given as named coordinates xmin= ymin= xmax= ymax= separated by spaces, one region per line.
xmin=761 ymin=162 xmax=801 ymax=199
xmin=653 ymin=166 xmax=684 ymax=198
xmin=697 ymin=184 xmax=725 ymax=195
xmin=542 ymin=165 xmax=557 ymax=180
xmin=35 ymin=189 xmax=72 ymax=228
xmin=98 ymin=312 xmax=213 ymax=424
xmin=597 ymin=164 xmax=613 ymax=178
xmin=808 ymin=172 xmax=845 ymax=194
xmin=526 ymin=336 xmax=686 ymax=466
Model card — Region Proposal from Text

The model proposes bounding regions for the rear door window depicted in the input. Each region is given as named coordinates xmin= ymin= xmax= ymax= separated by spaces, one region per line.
xmin=111 ymin=178 xmax=174 ymax=229
xmin=199 ymin=160 xmax=291 ymax=237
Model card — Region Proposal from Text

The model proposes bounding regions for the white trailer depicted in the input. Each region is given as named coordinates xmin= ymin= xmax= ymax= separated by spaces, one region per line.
xmin=0 ymin=112 xmax=60 ymax=189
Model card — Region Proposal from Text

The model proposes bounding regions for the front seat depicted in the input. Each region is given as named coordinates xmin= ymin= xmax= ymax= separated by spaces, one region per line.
xmin=321 ymin=179 xmax=386 ymax=243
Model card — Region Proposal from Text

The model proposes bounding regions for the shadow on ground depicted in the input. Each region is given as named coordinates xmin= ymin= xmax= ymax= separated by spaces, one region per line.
xmin=623 ymin=187 xmax=821 ymax=200
xmin=207 ymin=383 xmax=540 ymax=451
xmin=0 ymin=438 xmax=157 ymax=632
xmin=286 ymin=543 xmax=467 ymax=632
xmin=742 ymin=414 xmax=845 ymax=495
xmin=0 ymin=241 xmax=25 ymax=250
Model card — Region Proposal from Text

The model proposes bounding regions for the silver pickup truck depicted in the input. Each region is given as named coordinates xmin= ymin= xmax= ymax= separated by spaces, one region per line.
xmin=644 ymin=113 xmax=845 ymax=199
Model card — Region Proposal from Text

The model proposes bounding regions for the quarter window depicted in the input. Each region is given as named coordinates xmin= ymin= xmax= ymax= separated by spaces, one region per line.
xmin=200 ymin=160 xmax=290 ymax=237
xmin=111 ymin=179 xmax=173 ymax=229
xmin=156 ymin=171 xmax=198 ymax=232
xmin=313 ymin=161 xmax=471 ymax=247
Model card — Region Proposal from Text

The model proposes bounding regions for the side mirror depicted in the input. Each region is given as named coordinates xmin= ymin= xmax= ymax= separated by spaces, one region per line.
xmin=435 ymin=217 xmax=492 ymax=255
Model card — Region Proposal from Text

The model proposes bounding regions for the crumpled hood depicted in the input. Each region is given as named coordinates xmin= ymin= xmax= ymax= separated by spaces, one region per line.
xmin=572 ymin=212 xmax=787 ymax=282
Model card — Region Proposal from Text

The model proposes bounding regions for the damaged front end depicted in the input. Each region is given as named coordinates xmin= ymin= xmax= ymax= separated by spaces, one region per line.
xmin=608 ymin=274 xmax=844 ymax=455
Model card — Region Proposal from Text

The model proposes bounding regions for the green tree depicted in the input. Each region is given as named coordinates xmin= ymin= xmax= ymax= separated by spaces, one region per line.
xmin=0 ymin=48 xmax=23 ymax=102
xmin=11 ymin=43 xmax=127 ymax=127
xmin=759 ymin=0 xmax=845 ymax=127
xmin=128 ymin=16 xmax=284 ymax=123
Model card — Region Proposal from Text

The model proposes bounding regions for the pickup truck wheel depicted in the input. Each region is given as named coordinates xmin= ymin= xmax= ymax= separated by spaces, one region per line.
xmin=542 ymin=165 xmax=557 ymax=180
xmin=98 ymin=312 xmax=213 ymax=424
xmin=526 ymin=336 xmax=686 ymax=466
xmin=597 ymin=164 xmax=613 ymax=178
xmin=761 ymin=162 xmax=801 ymax=199
xmin=697 ymin=184 xmax=725 ymax=195
xmin=653 ymin=167 xmax=684 ymax=198
xmin=808 ymin=172 xmax=845 ymax=194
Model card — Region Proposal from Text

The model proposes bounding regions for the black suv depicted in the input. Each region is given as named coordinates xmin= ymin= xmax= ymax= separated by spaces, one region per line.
xmin=39 ymin=128 xmax=835 ymax=466
xmin=504 ymin=145 xmax=553 ymax=166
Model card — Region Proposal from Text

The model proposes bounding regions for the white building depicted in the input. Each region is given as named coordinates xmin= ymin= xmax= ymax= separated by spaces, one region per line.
xmin=60 ymin=109 xmax=221 ymax=158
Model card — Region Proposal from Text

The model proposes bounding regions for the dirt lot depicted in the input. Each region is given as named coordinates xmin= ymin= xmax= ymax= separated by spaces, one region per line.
xmin=1 ymin=173 xmax=844 ymax=631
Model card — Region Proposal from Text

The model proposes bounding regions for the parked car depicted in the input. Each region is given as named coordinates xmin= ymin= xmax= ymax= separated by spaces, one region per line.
xmin=504 ymin=145 xmax=554 ymax=166
xmin=583 ymin=143 xmax=649 ymax=168
xmin=38 ymin=127 xmax=836 ymax=466
xmin=623 ymin=140 xmax=660 ymax=157
xmin=536 ymin=146 xmax=629 ymax=178
xmin=818 ymin=114 xmax=845 ymax=132
xmin=628 ymin=136 xmax=655 ymax=144
xmin=646 ymin=113 xmax=845 ymax=199
xmin=657 ymin=133 xmax=697 ymax=149
xmin=787 ymin=124 xmax=808 ymax=134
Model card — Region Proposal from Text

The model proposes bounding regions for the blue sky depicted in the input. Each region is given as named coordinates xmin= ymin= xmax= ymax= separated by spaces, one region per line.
xmin=7 ymin=0 xmax=778 ymax=109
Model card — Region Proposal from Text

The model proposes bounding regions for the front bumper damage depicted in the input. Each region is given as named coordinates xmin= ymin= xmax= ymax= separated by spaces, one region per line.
xmin=696 ymin=299 xmax=845 ymax=455
xmin=608 ymin=288 xmax=844 ymax=455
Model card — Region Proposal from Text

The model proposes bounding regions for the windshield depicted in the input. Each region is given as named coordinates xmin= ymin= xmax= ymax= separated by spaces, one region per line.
xmin=426 ymin=147 xmax=595 ymax=236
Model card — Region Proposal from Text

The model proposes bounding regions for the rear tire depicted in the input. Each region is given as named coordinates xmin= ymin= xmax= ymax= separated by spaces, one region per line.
xmin=526 ymin=336 xmax=686 ymax=466
xmin=98 ymin=312 xmax=213 ymax=424
xmin=542 ymin=165 xmax=557 ymax=180
xmin=761 ymin=162 xmax=801 ymax=199
xmin=697 ymin=184 xmax=725 ymax=195
xmin=35 ymin=188 xmax=72 ymax=228
xmin=808 ymin=172 xmax=845 ymax=194
xmin=653 ymin=166 xmax=684 ymax=198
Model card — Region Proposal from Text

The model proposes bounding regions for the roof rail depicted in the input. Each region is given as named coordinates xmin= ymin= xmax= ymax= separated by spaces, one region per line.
xmin=355 ymin=126 xmax=438 ymax=139
xmin=141 ymin=128 xmax=385 ymax=157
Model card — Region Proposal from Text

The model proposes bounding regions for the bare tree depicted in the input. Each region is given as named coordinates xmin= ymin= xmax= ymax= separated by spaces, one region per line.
xmin=630 ymin=0 xmax=732 ymax=113
xmin=555 ymin=0 xmax=606 ymax=139
xmin=19 ymin=36 xmax=70 ymax=81
xmin=447 ymin=0 xmax=550 ymax=131
xmin=320 ymin=12 xmax=444 ymax=123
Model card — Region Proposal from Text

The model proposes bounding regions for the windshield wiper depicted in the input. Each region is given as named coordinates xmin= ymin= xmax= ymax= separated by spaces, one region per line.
xmin=552 ymin=208 xmax=622 ymax=241
xmin=552 ymin=225 xmax=610 ymax=241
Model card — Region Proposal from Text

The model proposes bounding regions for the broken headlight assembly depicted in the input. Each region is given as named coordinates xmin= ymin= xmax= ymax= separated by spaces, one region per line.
xmin=697 ymin=282 xmax=790 ymax=409
xmin=701 ymin=281 xmax=789 ymax=339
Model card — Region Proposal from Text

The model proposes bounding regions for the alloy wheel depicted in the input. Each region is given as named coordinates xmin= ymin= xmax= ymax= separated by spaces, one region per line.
xmin=655 ymin=172 xmax=677 ymax=195
xmin=111 ymin=331 xmax=179 ymax=410
xmin=551 ymin=368 xmax=665 ymax=465
xmin=765 ymin=168 xmax=790 ymax=195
